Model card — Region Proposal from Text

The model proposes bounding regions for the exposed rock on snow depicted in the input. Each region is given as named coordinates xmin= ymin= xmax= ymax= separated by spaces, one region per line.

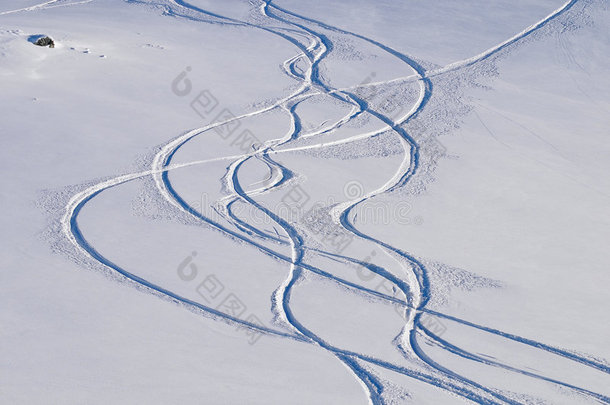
xmin=34 ymin=35 xmax=54 ymax=48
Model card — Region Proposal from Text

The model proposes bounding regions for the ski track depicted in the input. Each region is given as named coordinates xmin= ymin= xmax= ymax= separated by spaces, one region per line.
xmin=55 ymin=0 xmax=610 ymax=403
xmin=0 ymin=0 xmax=92 ymax=16
xmin=0 ymin=0 xmax=61 ymax=16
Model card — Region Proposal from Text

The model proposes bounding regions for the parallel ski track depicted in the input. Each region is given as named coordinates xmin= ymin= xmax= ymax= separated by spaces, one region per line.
xmin=60 ymin=0 xmax=610 ymax=403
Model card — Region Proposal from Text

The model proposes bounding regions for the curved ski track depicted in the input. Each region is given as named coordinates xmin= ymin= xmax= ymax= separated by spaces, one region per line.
xmin=59 ymin=0 xmax=609 ymax=403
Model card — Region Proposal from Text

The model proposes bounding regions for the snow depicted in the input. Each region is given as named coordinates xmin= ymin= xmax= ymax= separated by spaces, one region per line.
xmin=1 ymin=0 xmax=609 ymax=403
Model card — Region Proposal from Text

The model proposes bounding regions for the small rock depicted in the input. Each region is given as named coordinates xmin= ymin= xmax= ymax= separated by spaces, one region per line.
xmin=35 ymin=36 xmax=54 ymax=48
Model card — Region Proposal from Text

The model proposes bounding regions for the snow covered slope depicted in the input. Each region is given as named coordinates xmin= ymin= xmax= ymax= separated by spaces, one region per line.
xmin=1 ymin=0 xmax=609 ymax=403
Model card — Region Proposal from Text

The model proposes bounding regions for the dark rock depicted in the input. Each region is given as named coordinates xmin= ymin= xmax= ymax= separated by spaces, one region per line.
xmin=35 ymin=36 xmax=55 ymax=48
